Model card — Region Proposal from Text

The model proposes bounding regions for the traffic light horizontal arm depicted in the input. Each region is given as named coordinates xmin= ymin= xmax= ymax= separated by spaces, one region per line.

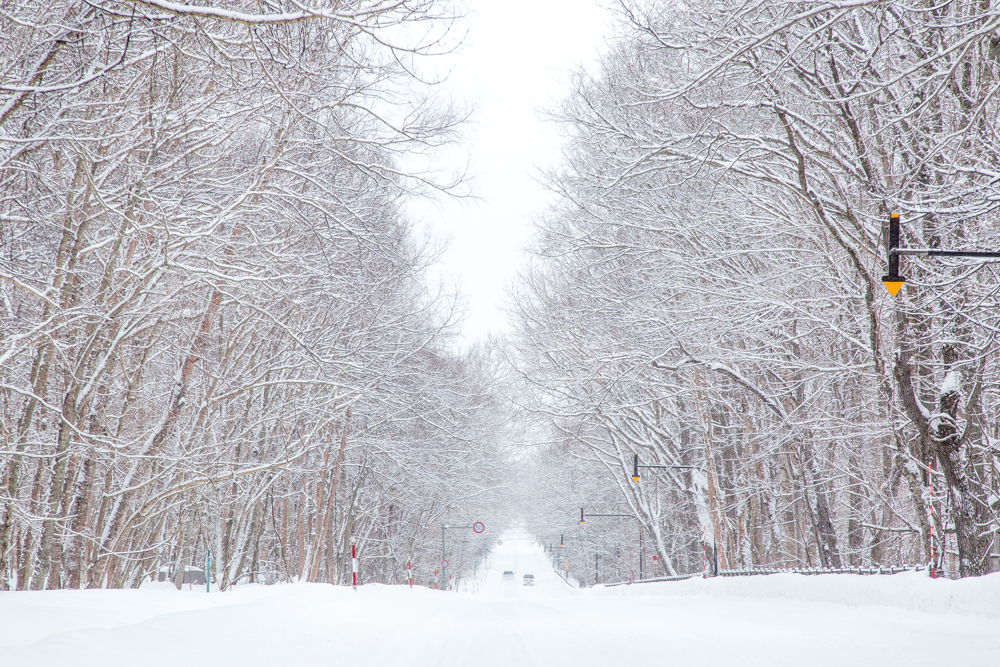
xmin=637 ymin=464 xmax=700 ymax=470
xmin=891 ymin=248 xmax=1000 ymax=259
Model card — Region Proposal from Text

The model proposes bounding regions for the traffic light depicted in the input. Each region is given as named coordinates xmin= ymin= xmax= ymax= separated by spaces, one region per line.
xmin=632 ymin=453 xmax=639 ymax=482
xmin=580 ymin=507 xmax=585 ymax=525
xmin=882 ymin=213 xmax=905 ymax=295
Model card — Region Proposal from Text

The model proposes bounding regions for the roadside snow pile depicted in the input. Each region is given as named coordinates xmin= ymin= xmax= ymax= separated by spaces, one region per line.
xmin=0 ymin=582 xmax=291 ymax=648
xmin=2 ymin=538 xmax=999 ymax=667
xmin=602 ymin=570 xmax=1000 ymax=618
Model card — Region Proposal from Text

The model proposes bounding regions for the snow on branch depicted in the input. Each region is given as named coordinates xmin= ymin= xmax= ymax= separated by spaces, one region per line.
xmin=120 ymin=0 xmax=410 ymax=26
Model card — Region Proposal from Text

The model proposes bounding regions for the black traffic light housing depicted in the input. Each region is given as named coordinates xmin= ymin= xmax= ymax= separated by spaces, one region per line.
xmin=882 ymin=213 xmax=905 ymax=295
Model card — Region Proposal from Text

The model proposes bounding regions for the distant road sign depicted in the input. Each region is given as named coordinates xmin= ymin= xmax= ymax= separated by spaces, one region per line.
xmin=441 ymin=559 xmax=449 ymax=568
xmin=473 ymin=522 xmax=485 ymax=534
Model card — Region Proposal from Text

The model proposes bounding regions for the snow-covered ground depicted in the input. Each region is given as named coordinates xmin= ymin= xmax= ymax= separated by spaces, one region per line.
xmin=2 ymin=533 xmax=999 ymax=666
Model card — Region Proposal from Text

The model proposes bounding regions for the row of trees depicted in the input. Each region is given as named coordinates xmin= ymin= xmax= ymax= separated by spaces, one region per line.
xmin=0 ymin=1 xmax=510 ymax=591
xmin=515 ymin=0 xmax=1000 ymax=580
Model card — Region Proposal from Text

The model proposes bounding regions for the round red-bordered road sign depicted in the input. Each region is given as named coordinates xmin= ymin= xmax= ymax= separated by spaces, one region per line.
xmin=441 ymin=559 xmax=449 ymax=568
xmin=473 ymin=521 xmax=485 ymax=533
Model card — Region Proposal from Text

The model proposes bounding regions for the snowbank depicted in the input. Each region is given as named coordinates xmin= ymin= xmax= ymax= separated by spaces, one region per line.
xmin=597 ymin=570 xmax=1000 ymax=618
xmin=2 ymin=538 xmax=999 ymax=667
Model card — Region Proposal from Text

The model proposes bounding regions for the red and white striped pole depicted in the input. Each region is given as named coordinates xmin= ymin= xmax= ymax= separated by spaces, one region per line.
xmin=928 ymin=462 xmax=936 ymax=579
xmin=408 ymin=561 xmax=412 ymax=588
xmin=434 ymin=569 xmax=438 ymax=589
xmin=351 ymin=537 xmax=358 ymax=590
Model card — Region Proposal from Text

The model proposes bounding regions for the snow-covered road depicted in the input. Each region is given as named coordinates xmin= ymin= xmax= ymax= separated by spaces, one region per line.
xmin=2 ymin=533 xmax=999 ymax=666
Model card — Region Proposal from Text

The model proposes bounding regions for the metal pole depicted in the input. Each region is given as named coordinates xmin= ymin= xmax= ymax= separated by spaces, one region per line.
xmin=887 ymin=213 xmax=901 ymax=277
xmin=893 ymin=248 xmax=1000 ymax=258
xmin=205 ymin=548 xmax=210 ymax=593
xmin=639 ymin=524 xmax=643 ymax=581
xmin=595 ymin=553 xmax=599 ymax=586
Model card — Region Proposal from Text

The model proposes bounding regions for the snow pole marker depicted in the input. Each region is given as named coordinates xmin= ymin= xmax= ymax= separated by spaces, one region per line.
xmin=928 ymin=462 xmax=936 ymax=579
xmin=434 ymin=569 xmax=438 ymax=589
xmin=408 ymin=560 xmax=412 ymax=588
xmin=205 ymin=548 xmax=210 ymax=593
xmin=351 ymin=537 xmax=357 ymax=590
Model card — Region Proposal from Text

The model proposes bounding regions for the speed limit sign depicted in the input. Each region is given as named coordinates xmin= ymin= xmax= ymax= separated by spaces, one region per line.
xmin=441 ymin=559 xmax=449 ymax=568
xmin=473 ymin=521 xmax=485 ymax=533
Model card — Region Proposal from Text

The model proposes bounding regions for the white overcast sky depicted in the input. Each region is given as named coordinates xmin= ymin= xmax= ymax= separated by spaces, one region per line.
xmin=406 ymin=0 xmax=611 ymax=346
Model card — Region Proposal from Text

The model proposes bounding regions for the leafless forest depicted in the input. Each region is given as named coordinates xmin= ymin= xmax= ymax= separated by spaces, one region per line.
xmin=3 ymin=0 xmax=1000 ymax=593
xmin=513 ymin=0 xmax=1000 ymax=581
xmin=0 ymin=0 xmax=513 ymax=591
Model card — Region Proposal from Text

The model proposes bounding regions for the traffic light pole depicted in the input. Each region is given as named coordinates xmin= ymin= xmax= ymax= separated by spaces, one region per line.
xmin=628 ymin=454 xmax=719 ymax=577
xmin=882 ymin=212 xmax=1000 ymax=295
xmin=579 ymin=509 xmax=645 ymax=580
xmin=631 ymin=452 xmax=699 ymax=482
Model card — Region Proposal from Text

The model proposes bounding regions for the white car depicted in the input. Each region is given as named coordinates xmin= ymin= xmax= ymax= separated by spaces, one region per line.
xmin=503 ymin=570 xmax=514 ymax=580
xmin=522 ymin=574 xmax=534 ymax=586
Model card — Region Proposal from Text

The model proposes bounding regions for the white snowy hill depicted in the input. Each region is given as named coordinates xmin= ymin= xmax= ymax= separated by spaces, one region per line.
xmin=1 ymin=532 xmax=998 ymax=666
